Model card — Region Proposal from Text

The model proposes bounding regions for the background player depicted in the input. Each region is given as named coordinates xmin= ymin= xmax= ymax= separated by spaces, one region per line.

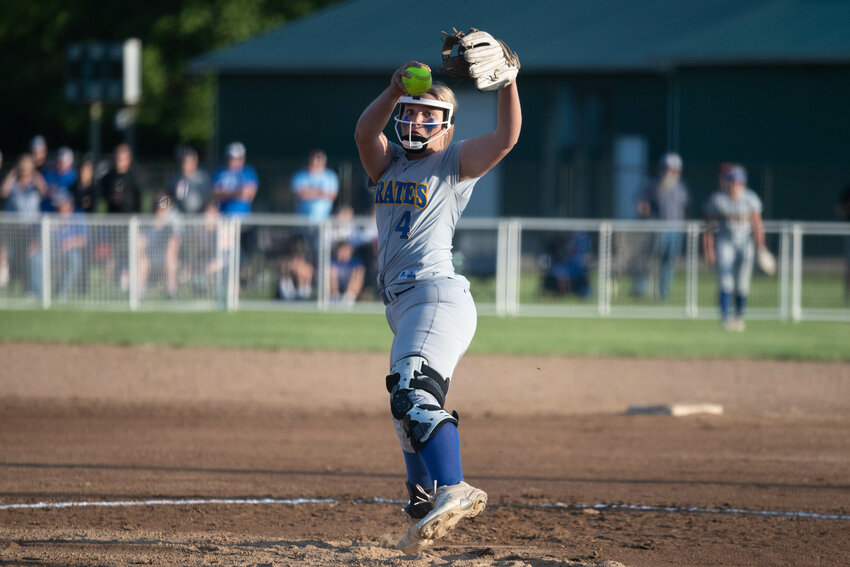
xmin=353 ymin=30 xmax=521 ymax=554
xmin=702 ymin=164 xmax=766 ymax=331
xmin=634 ymin=152 xmax=690 ymax=300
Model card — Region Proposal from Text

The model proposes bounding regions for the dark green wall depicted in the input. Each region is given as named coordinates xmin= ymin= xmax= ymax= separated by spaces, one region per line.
xmin=216 ymin=66 xmax=850 ymax=220
xmin=217 ymin=74 xmax=383 ymax=162
xmin=678 ymin=66 xmax=850 ymax=163
xmin=500 ymin=74 xmax=668 ymax=218
xmin=677 ymin=66 xmax=850 ymax=220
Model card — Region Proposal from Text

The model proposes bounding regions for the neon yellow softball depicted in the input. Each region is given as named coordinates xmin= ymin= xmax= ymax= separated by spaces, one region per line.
xmin=402 ymin=66 xmax=432 ymax=95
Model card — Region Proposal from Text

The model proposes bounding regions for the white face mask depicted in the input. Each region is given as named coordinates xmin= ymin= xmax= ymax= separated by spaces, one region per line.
xmin=393 ymin=96 xmax=454 ymax=153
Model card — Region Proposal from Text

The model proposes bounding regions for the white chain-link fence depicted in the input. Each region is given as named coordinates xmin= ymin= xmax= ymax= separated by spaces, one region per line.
xmin=1 ymin=213 xmax=848 ymax=321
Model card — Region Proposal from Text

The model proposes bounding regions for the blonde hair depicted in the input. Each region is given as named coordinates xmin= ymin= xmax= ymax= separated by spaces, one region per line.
xmin=426 ymin=82 xmax=457 ymax=146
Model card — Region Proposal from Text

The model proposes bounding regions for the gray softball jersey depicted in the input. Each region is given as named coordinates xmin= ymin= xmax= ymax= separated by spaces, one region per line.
xmin=704 ymin=189 xmax=763 ymax=245
xmin=374 ymin=141 xmax=478 ymax=290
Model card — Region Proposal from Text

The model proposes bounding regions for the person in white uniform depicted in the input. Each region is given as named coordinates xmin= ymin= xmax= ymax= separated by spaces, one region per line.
xmin=703 ymin=164 xmax=766 ymax=332
xmin=354 ymin=59 xmax=521 ymax=553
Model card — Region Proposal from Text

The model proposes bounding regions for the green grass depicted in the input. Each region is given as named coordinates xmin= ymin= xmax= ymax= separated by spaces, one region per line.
xmin=1 ymin=310 xmax=847 ymax=361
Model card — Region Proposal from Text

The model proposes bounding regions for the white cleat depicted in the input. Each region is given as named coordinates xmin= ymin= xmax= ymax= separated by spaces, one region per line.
xmin=722 ymin=317 xmax=746 ymax=332
xmin=414 ymin=481 xmax=487 ymax=542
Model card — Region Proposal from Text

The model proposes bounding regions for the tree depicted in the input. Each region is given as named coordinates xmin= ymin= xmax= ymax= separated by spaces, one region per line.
xmin=0 ymin=0 xmax=340 ymax=157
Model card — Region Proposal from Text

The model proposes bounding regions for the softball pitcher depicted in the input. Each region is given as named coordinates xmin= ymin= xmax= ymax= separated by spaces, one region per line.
xmin=354 ymin=28 xmax=521 ymax=554
xmin=703 ymin=164 xmax=766 ymax=332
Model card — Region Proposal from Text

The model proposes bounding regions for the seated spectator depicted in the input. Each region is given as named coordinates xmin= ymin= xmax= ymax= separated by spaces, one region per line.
xmin=330 ymin=204 xmax=356 ymax=244
xmin=185 ymin=198 xmax=229 ymax=297
xmin=276 ymin=236 xmax=313 ymax=301
xmin=138 ymin=194 xmax=181 ymax=299
xmin=541 ymin=232 xmax=592 ymax=299
xmin=50 ymin=191 xmax=87 ymax=299
xmin=330 ymin=239 xmax=365 ymax=305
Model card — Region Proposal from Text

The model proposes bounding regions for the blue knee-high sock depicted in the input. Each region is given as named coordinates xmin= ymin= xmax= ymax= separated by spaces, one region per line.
xmin=735 ymin=294 xmax=746 ymax=317
xmin=403 ymin=450 xmax=433 ymax=488
xmin=719 ymin=291 xmax=731 ymax=320
xmin=419 ymin=424 xmax=464 ymax=486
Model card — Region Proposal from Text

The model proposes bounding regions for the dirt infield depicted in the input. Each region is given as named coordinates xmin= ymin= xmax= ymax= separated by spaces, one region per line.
xmin=1 ymin=343 xmax=848 ymax=566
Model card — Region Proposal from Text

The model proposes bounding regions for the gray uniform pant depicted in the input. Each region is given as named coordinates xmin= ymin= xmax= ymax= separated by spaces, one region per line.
xmin=715 ymin=237 xmax=754 ymax=296
xmin=383 ymin=276 xmax=477 ymax=452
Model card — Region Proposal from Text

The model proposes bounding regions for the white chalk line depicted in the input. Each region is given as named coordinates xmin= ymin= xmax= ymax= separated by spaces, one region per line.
xmin=1 ymin=497 xmax=848 ymax=521
xmin=540 ymin=502 xmax=850 ymax=521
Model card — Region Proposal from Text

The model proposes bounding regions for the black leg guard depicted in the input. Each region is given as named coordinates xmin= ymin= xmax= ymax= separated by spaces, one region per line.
xmin=387 ymin=356 xmax=458 ymax=453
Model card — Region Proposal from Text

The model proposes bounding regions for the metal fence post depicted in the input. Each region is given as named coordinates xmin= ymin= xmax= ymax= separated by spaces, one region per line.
xmin=791 ymin=223 xmax=802 ymax=322
xmin=504 ymin=220 xmax=521 ymax=315
xmin=226 ymin=218 xmax=241 ymax=312
xmin=215 ymin=216 xmax=225 ymax=310
xmin=597 ymin=222 xmax=612 ymax=317
xmin=128 ymin=217 xmax=139 ymax=311
xmin=318 ymin=221 xmax=331 ymax=310
xmin=685 ymin=222 xmax=699 ymax=319
xmin=779 ymin=222 xmax=791 ymax=322
xmin=495 ymin=220 xmax=509 ymax=316
xmin=40 ymin=217 xmax=51 ymax=309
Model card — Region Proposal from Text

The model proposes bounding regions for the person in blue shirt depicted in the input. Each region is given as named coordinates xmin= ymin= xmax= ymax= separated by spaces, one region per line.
xmin=51 ymin=190 xmax=88 ymax=299
xmin=212 ymin=142 xmax=257 ymax=217
xmin=291 ymin=149 xmax=338 ymax=222
xmin=42 ymin=147 xmax=78 ymax=212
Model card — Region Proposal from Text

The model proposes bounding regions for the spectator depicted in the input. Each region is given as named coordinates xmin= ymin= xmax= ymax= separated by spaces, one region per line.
xmin=541 ymin=232 xmax=591 ymax=299
xmin=96 ymin=143 xmax=141 ymax=288
xmin=330 ymin=239 xmax=365 ymax=305
xmin=0 ymin=150 xmax=5 ymax=286
xmin=703 ymin=164 xmax=766 ymax=332
xmin=187 ymin=198 xmax=230 ymax=298
xmin=2 ymin=154 xmax=46 ymax=216
xmin=50 ymin=191 xmax=87 ymax=299
xmin=99 ymin=143 xmax=141 ymax=213
xmin=213 ymin=142 xmax=257 ymax=216
xmin=276 ymin=236 xmax=313 ymax=301
xmin=634 ymin=152 xmax=690 ymax=300
xmin=30 ymin=135 xmax=49 ymax=176
xmin=42 ymin=147 xmax=78 ymax=212
xmin=66 ymin=154 xmax=96 ymax=294
xmin=167 ymin=147 xmax=211 ymax=214
xmin=70 ymin=153 xmax=96 ymax=213
xmin=330 ymin=204 xmax=356 ymax=244
xmin=291 ymin=149 xmax=338 ymax=221
xmin=138 ymin=193 xmax=181 ymax=299
xmin=1 ymin=154 xmax=47 ymax=296
xmin=837 ymin=183 xmax=850 ymax=306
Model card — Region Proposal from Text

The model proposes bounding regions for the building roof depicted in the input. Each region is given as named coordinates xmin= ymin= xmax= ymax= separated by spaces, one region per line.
xmin=190 ymin=0 xmax=850 ymax=74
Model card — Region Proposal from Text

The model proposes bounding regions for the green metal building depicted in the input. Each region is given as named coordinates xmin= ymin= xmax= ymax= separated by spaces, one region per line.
xmin=191 ymin=0 xmax=850 ymax=221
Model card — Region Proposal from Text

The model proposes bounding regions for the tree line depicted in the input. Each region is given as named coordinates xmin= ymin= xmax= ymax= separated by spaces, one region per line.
xmin=0 ymin=0 xmax=340 ymax=159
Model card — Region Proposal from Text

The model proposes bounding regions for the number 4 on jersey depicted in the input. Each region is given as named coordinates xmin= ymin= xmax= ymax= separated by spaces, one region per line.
xmin=395 ymin=210 xmax=412 ymax=240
